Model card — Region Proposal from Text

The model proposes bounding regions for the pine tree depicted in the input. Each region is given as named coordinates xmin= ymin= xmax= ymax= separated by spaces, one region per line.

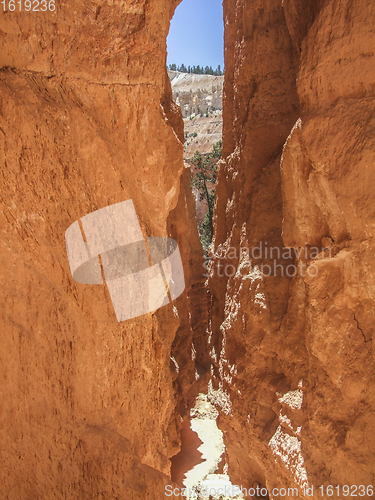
xmin=190 ymin=140 xmax=222 ymax=251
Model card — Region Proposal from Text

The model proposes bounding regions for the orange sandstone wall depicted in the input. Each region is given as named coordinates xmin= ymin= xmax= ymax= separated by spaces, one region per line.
xmin=0 ymin=1 xmax=208 ymax=498
xmin=209 ymin=0 xmax=375 ymax=497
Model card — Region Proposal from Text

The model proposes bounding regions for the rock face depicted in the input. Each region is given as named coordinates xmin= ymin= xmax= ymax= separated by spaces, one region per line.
xmin=169 ymin=71 xmax=223 ymax=118
xmin=209 ymin=0 xmax=375 ymax=496
xmin=183 ymin=112 xmax=223 ymax=159
xmin=169 ymin=71 xmax=223 ymax=158
xmin=0 ymin=2 xmax=209 ymax=498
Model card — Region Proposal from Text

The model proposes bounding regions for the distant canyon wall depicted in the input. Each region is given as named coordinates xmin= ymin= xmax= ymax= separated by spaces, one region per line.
xmin=169 ymin=71 xmax=223 ymax=118
xmin=209 ymin=0 xmax=375 ymax=496
xmin=0 ymin=1 xmax=208 ymax=499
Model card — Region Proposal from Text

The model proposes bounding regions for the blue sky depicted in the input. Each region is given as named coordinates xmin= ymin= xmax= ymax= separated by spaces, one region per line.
xmin=167 ymin=0 xmax=224 ymax=70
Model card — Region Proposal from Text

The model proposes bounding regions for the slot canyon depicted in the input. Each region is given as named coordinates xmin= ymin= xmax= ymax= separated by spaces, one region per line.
xmin=0 ymin=0 xmax=374 ymax=499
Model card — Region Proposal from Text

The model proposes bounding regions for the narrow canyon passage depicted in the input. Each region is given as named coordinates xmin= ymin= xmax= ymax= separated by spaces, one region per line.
xmin=170 ymin=394 xmax=243 ymax=499
xmin=0 ymin=0 xmax=374 ymax=499
xmin=168 ymin=0 xmax=375 ymax=497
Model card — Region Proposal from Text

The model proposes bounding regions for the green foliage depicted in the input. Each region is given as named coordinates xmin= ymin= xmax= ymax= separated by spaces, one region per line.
xmin=168 ymin=63 xmax=224 ymax=76
xmin=199 ymin=212 xmax=213 ymax=251
xmin=190 ymin=140 xmax=222 ymax=253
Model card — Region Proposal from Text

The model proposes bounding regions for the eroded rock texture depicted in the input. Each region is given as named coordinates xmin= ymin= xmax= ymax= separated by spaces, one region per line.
xmin=209 ymin=0 xmax=375 ymax=496
xmin=169 ymin=70 xmax=223 ymax=158
xmin=0 ymin=1 xmax=208 ymax=498
xmin=169 ymin=71 xmax=223 ymax=119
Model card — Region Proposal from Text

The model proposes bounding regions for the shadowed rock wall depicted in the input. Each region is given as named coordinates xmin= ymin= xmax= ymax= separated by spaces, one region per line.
xmin=209 ymin=0 xmax=375 ymax=496
xmin=0 ymin=1 xmax=209 ymax=498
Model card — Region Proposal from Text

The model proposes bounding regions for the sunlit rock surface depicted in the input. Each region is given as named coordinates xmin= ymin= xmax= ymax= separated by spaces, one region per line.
xmin=208 ymin=0 xmax=375 ymax=495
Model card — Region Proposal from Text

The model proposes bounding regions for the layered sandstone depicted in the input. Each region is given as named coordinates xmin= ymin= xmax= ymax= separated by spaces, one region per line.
xmin=169 ymin=71 xmax=223 ymax=118
xmin=0 ymin=1 xmax=209 ymax=499
xmin=209 ymin=0 xmax=375 ymax=497
xmin=169 ymin=70 xmax=223 ymax=158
